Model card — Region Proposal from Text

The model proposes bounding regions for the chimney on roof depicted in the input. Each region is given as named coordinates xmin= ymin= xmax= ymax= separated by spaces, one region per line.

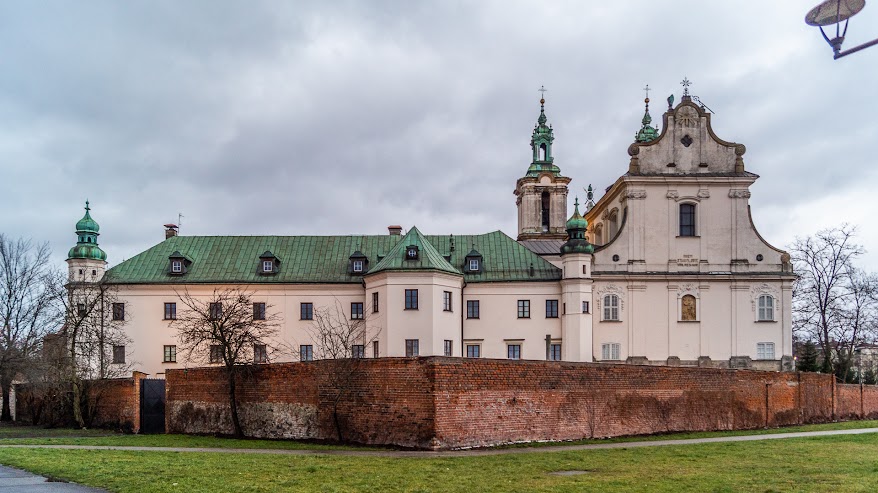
xmin=388 ymin=225 xmax=402 ymax=236
xmin=164 ymin=224 xmax=179 ymax=240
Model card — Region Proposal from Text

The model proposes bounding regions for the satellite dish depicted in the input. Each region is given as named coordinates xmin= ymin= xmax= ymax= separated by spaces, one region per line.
xmin=805 ymin=0 xmax=865 ymax=26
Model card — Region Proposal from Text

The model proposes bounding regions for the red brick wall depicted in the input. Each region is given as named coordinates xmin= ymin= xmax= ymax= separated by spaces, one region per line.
xmin=164 ymin=358 xmax=878 ymax=450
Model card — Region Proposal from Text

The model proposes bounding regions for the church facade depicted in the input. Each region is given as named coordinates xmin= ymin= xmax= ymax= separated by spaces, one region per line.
xmin=66 ymin=88 xmax=794 ymax=377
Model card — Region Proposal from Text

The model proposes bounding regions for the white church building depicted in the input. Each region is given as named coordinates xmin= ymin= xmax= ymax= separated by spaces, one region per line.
xmin=66 ymin=88 xmax=795 ymax=376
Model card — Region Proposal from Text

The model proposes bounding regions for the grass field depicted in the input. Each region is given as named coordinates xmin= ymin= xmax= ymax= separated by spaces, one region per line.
xmin=2 ymin=422 xmax=878 ymax=492
xmin=1 ymin=433 xmax=877 ymax=492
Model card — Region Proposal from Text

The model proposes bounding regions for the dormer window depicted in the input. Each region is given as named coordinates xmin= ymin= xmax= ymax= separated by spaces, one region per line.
xmin=348 ymin=250 xmax=369 ymax=275
xmin=258 ymin=251 xmax=280 ymax=275
xmin=405 ymin=245 xmax=419 ymax=260
xmin=469 ymin=259 xmax=479 ymax=271
xmin=167 ymin=251 xmax=191 ymax=275
xmin=465 ymin=247 xmax=483 ymax=273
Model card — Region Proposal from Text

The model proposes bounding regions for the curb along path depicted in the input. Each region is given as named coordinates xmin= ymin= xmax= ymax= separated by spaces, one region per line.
xmin=2 ymin=428 xmax=878 ymax=459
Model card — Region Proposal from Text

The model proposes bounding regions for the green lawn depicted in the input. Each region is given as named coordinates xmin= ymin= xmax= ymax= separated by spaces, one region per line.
xmin=1 ymin=433 xmax=877 ymax=492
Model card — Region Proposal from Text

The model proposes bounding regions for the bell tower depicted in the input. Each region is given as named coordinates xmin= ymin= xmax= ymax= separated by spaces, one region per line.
xmin=515 ymin=89 xmax=570 ymax=240
xmin=66 ymin=200 xmax=108 ymax=283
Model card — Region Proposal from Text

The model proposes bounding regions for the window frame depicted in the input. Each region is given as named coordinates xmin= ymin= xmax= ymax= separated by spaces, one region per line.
xmin=466 ymin=300 xmax=480 ymax=319
xmin=443 ymin=291 xmax=452 ymax=312
xmin=679 ymin=202 xmax=697 ymax=237
xmin=602 ymin=294 xmax=620 ymax=321
xmin=757 ymin=342 xmax=776 ymax=360
xmin=372 ymin=292 xmax=379 ymax=313
xmin=405 ymin=289 xmax=419 ymax=310
xmin=466 ymin=344 xmax=481 ymax=358
xmin=262 ymin=260 xmax=274 ymax=273
xmin=209 ymin=302 xmax=222 ymax=321
xmin=757 ymin=295 xmax=775 ymax=322
xmin=111 ymin=303 xmax=125 ymax=321
xmin=517 ymin=299 xmax=530 ymax=319
xmin=253 ymin=302 xmax=266 ymax=321
xmin=254 ymin=344 xmax=268 ymax=363
xmin=350 ymin=302 xmax=364 ymax=320
xmin=549 ymin=343 xmax=562 ymax=361
xmin=405 ymin=339 xmax=419 ymax=357
xmin=372 ymin=340 xmax=379 ymax=358
xmin=163 ymin=302 xmax=176 ymax=320
xmin=171 ymin=260 xmax=183 ymax=273
xmin=352 ymin=259 xmax=364 ymax=273
xmin=300 ymin=302 xmax=313 ymax=321
xmin=112 ymin=345 xmax=125 ymax=364
xmin=601 ymin=342 xmax=621 ymax=361
xmin=351 ymin=344 xmax=365 ymax=359
xmin=507 ymin=344 xmax=521 ymax=360
xmin=300 ymin=345 xmax=313 ymax=362
xmin=163 ymin=345 xmax=177 ymax=363
xmin=582 ymin=301 xmax=590 ymax=313
xmin=444 ymin=340 xmax=453 ymax=357
xmin=545 ymin=299 xmax=559 ymax=318
xmin=209 ymin=344 xmax=223 ymax=364
xmin=469 ymin=258 xmax=479 ymax=271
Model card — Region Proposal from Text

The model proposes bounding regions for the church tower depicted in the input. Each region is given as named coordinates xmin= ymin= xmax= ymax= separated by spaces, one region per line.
xmin=514 ymin=92 xmax=571 ymax=240
xmin=66 ymin=201 xmax=108 ymax=283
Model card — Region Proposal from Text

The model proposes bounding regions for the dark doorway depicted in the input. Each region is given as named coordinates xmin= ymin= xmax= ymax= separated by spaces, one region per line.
xmin=140 ymin=378 xmax=166 ymax=434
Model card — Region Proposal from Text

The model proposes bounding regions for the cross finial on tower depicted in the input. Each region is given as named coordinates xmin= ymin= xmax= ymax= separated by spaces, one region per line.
xmin=538 ymin=85 xmax=547 ymax=105
xmin=85 ymin=199 xmax=90 ymax=211
xmin=643 ymin=84 xmax=651 ymax=100
xmin=681 ymin=77 xmax=692 ymax=96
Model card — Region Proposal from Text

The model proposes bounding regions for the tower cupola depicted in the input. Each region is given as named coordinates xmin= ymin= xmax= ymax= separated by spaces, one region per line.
xmin=67 ymin=200 xmax=107 ymax=262
xmin=561 ymin=198 xmax=594 ymax=255
xmin=635 ymin=85 xmax=659 ymax=143
xmin=526 ymin=90 xmax=561 ymax=177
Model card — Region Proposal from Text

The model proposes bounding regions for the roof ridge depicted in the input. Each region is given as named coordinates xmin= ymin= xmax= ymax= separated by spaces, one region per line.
xmin=368 ymin=226 xmax=460 ymax=275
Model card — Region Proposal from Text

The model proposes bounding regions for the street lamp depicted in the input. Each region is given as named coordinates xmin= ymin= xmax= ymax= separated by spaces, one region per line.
xmin=806 ymin=0 xmax=878 ymax=59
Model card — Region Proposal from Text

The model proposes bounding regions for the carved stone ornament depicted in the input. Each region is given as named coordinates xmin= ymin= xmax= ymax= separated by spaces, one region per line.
xmin=628 ymin=143 xmax=640 ymax=156
xmin=666 ymin=190 xmax=679 ymax=199
xmin=601 ymin=209 xmax=610 ymax=220
xmin=677 ymin=283 xmax=699 ymax=297
xmin=697 ymin=189 xmax=710 ymax=198
xmin=750 ymin=283 xmax=780 ymax=312
xmin=728 ymin=189 xmax=751 ymax=198
xmin=625 ymin=189 xmax=647 ymax=200
xmin=676 ymin=106 xmax=699 ymax=128
xmin=735 ymin=144 xmax=747 ymax=156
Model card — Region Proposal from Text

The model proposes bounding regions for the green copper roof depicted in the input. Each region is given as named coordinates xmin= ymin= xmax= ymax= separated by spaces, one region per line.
xmin=635 ymin=97 xmax=659 ymax=143
xmin=368 ymin=226 xmax=459 ymax=275
xmin=561 ymin=197 xmax=594 ymax=255
xmin=68 ymin=201 xmax=107 ymax=261
xmin=105 ymin=230 xmax=560 ymax=285
xmin=565 ymin=198 xmax=588 ymax=231
xmin=526 ymin=98 xmax=562 ymax=177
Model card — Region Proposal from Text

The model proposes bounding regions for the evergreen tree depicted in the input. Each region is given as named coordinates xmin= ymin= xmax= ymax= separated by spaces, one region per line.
xmin=797 ymin=341 xmax=820 ymax=372
xmin=863 ymin=368 xmax=877 ymax=385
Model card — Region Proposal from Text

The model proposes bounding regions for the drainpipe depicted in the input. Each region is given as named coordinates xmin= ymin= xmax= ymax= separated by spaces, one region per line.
xmin=460 ymin=280 xmax=466 ymax=357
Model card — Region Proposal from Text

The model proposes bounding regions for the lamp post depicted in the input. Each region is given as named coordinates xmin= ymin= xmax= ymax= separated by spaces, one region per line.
xmin=806 ymin=0 xmax=878 ymax=59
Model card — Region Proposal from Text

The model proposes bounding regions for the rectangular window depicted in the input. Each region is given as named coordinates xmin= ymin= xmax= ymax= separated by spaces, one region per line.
xmin=352 ymin=344 xmax=365 ymax=359
xmin=77 ymin=303 xmax=86 ymax=317
xmin=680 ymin=203 xmax=696 ymax=236
xmin=209 ymin=345 xmax=223 ymax=363
xmin=466 ymin=344 xmax=481 ymax=358
xmin=466 ymin=300 xmax=480 ymax=319
xmin=405 ymin=339 xmax=419 ymax=357
xmin=171 ymin=260 xmax=182 ymax=273
xmin=300 ymin=302 xmax=313 ymax=320
xmin=546 ymin=299 xmax=559 ymax=318
xmin=372 ymin=340 xmax=379 ymax=358
xmin=351 ymin=302 xmax=364 ymax=320
xmin=444 ymin=340 xmax=453 ymax=357
xmin=601 ymin=343 xmax=621 ymax=361
xmin=253 ymin=302 xmax=266 ymax=320
xmin=405 ymin=289 xmax=418 ymax=310
xmin=517 ymin=300 xmax=530 ymax=319
xmin=603 ymin=295 xmax=619 ymax=321
xmin=353 ymin=260 xmax=364 ymax=272
xmin=443 ymin=291 xmax=452 ymax=311
xmin=262 ymin=260 xmax=274 ymax=273
xmin=757 ymin=342 xmax=775 ymax=360
xmin=550 ymin=343 xmax=562 ymax=361
xmin=758 ymin=295 xmax=775 ymax=321
xmin=163 ymin=345 xmax=177 ymax=363
xmin=164 ymin=302 xmax=176 ymax=320
xmin=111 ymin=303 xmax=125 ymax=321
xmin=254 ymin=344 xmax=267 ymax=363
xmin=300 ymin=345 xmax=313 ymax=362
xmin=209 ymin=302 xmax=222 ymax=320
xmin=582 ymin=301 xmax=590 ymax=313
xmin=507 ymin=344 xmax=521 ymax=360
xmin=112 ymin=345 xmax=125 ymax=364
xmin=372 ymin=292 xmax=379 ymax=313
xmin=469 ymin=258 xmax=479 ymax=271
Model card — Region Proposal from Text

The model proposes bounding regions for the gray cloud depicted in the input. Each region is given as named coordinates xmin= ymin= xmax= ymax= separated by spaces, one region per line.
xmin=1 ymin=1 xmax=877 ymax=269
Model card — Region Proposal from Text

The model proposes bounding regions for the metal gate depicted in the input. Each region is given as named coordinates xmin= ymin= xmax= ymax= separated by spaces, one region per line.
xmin=140 ymin=378 xmax=166 ymax=434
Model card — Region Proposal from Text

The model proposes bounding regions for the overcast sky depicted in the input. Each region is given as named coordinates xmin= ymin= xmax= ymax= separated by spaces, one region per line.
xmin=1 ymin=1 xmax=877 ymax=271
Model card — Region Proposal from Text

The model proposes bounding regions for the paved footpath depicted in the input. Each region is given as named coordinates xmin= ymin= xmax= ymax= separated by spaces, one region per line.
xmin=0 ymin=465 xmax=106 ymax=492
xmin=1 ymin=428 xmax=877 ymax=459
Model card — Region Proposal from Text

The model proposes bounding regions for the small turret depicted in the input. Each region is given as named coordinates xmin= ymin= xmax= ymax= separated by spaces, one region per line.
xmin=560 ymin=198 xmax=594 ymax=255
xmin=67 ymin=201 xmax=108 ymax=282
xmin=635 ymin=85 xmax=659 ymax=143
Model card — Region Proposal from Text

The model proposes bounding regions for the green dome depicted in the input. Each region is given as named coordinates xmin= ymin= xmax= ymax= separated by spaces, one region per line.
xmin=67 ymin=201 xmax=107 ymax=262
xmin=561 ymin=197 xmax=594 ymax=255
xmin=68 ymin=244 xmax=107 ymax=261
xmin=565 ymin=199 xmax=588 ymax=231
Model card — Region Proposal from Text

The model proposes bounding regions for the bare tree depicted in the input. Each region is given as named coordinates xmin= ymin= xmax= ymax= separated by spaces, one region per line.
xmin=0 ymin=235 xmax=57 ymax=421
xmin=790 ymin=225 xmax=878 ymax=379
xmin=55 ymin=273 xmax=133 ymax=428
xmin=307 ymin=300 xmax=380 ymax=442
xmin=171 ymin=288 xmax=283 ymax=438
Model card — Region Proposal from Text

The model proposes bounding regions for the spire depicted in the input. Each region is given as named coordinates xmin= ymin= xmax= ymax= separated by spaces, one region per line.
xmin=561 ymin=197 xmax=593 ymax=255
xmin=68 ymin=201 xmax=107 ymax=261
xmin=526 ymin=86 xmax=560 ymax=177
xmin=635 ymin=85 xmax=659 ymax=143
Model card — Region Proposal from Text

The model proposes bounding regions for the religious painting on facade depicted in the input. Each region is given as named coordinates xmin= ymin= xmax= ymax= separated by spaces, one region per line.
xmin=681 ymin=295 xmax=697 ymax=321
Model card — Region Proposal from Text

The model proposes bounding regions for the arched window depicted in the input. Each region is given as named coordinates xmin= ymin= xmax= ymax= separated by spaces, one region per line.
xmin=758 ymin=295 xmax=774 ymax=321
xmin=539 ymin=143 xmax=547 ymax=160
xmin=608 ymin=209 xmax=619 ymax=239
xmin=680 ymin=203 xmax=696 ymax=236
xmin=603 ymin=294 xmax=619 ymax=321
xmin=681 ymin=294 xmax=697 ymax=321
xmin=594 ymin=224 xmax=603 ymax=245
xmin=541 ymin=191 xmax=550 ymax=232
